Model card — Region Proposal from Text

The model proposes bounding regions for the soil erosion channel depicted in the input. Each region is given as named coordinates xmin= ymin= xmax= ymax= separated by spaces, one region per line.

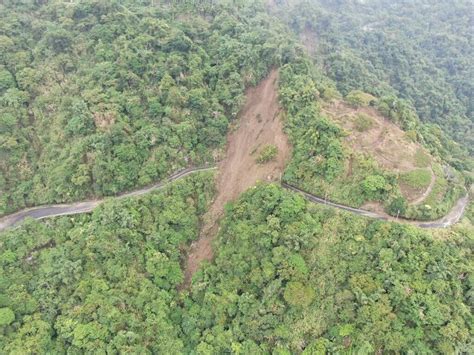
xmin=182 ymin=69 xmax=291 ymax=287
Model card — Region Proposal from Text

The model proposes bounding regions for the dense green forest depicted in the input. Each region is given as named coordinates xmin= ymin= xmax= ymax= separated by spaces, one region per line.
xmin=0 ymin=0 xmax=472 ymax=353
xmin=278 ymin=0 xmax=473 ymax=156
xmin=1 ymin=0 xmax=471 ymax=217
xmin=0 ymin=0 xmax=293 ymax=214
xmin=0 ymin=173 xmax=215 ymax=352
xmin=187 ymin=184 xmax=472 ymax=353
xmin=0 ymin=180 xmax=472 ymax=352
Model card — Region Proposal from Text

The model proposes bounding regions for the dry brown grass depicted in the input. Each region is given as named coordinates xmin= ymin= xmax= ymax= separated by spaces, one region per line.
xmin=322 ymin=100 xmax=435 ymax=202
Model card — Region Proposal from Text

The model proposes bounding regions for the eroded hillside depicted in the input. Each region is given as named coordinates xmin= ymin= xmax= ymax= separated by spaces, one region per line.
xmin=182 ymin=69 xmax=291 ymax=287
xmin=322 ymin=101 xmax=436 ymax=204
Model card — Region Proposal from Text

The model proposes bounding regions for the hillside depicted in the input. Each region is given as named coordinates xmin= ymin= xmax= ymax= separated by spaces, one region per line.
xmin=319 ymin=99 xmax=465 ymax=219
xmin=0 ymin=0 xmax=290 ymax=215
xmin=0 ymin=0 xmax=472 ymax=353
xmin=279 ymin=61 xmax=467 ymax=221
xmin=277 ymin=0 xmax=474 ymax=156
xmin=183 ymin=69 xmax=290 ymax=287
xmin=0 ymin=180 xmax=471 ymax=353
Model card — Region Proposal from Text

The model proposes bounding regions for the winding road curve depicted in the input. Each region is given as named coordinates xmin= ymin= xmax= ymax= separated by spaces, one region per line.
xmin=0 ymin=167 xmax=469 ymax=232
xmin=282 ymin=183 xmax=470 ymax=229
xmin=0 ymin=166 xmax=217 ymax=232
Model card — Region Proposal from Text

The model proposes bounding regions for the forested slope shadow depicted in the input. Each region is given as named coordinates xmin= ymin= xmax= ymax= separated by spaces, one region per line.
xmin=182 ymin=69 xmax=291 ymax=288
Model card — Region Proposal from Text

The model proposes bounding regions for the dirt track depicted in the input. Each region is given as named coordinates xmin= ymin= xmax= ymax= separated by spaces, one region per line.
xmin=181 ymin=69 xmax=290 ymax=287
xmin=409 ymin=168 xmax=436 ymax=205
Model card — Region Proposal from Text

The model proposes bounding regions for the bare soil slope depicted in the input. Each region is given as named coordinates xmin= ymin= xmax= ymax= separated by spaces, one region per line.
xmin=322 ymin=101 xmax=436 ymax=203
xmin=182 ymin=69 xmax=290 ymax=288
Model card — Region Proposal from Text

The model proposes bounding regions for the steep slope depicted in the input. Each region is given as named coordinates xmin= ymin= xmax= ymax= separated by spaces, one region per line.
xmin=322 ymin=100 xmax=436 ymax=204
xmin=0 ymin=1 xmax=287 ymax=215
xmin=182 ymin=69 xmax=291 ymax=287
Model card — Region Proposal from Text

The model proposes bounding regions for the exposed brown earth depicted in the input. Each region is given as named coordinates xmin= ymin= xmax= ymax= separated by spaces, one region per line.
xmin=181 ymin=69 xmax=291 ymax=288
xmin=323 ymin=101 xmax=427 ymax=172
xmin=322 ymin=100 xmax=435 ymax=203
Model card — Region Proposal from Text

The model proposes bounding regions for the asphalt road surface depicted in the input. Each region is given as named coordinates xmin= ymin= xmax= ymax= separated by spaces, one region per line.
xmin=0 ymin=166 xmax=217 ymax=232
xmin=282 ymin=183 xmax=469 ymax=229
xmin=0 ymin=170 xmax=469 ymax=232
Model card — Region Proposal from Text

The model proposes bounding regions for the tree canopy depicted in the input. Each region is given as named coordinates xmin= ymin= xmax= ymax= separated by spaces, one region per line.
xmin=0 ymin=1 xmax=472 ymax=353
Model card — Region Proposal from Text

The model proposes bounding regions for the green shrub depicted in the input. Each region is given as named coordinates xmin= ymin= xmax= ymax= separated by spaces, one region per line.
xmin=387 ymin=196 xmax=408 ymax=216
xmin=0 ymin=308 xmax=15 ymax=326
xmin=256 ymin=145 xmax=278 ymax=164
xmin=361 ymin=175 xmax=389 ymax=200
xmin=320 ymin=86 xmax=341 ymax=101
xmin=354 ymin=113 xmax=374 ymax=132
xmin=346 ymin=90 xmax=376 ymax=107
xmin=283 ymin=281 xmax=315 ymax=307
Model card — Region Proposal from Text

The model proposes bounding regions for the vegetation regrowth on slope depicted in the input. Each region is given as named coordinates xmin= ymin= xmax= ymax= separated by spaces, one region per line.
xmin=279 ymin=60 xmax=466 ymax=221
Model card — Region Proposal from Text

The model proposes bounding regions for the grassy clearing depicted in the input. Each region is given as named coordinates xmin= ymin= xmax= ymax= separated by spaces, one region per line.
xmin=399 ymin=169 xmax=432 ymax=189
xmin=414 ymin=148 xmax=431 ymax=167
xmin=422 ymin=164 xmax=448 ymax=206
xmin=401 ymin=163 xmax=464 ymax=220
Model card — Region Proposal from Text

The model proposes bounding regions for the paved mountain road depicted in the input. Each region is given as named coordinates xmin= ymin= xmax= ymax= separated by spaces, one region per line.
xmin=0 ymin=166 xmax=217 ymax=232
xmin=416 ymin=194 xmax=469 ymax=228
xmin=283 ymin=183 xmax=470 ymax=229
xmin=0 ymin=168 xmax=469 ymax=232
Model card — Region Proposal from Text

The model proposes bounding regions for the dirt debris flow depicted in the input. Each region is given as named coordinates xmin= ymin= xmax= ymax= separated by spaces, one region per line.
xmin=181 ymin=69 xmax=291 ymax=288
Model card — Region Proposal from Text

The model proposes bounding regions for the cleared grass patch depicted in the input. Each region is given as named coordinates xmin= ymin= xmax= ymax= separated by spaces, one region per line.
xmin=414 ymin=148 xmax=431 ymax=167
xmin=422 ymin=164 xmax=449 ymax=206
xmin=399 ymin=168 xmax=432 ymax=189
